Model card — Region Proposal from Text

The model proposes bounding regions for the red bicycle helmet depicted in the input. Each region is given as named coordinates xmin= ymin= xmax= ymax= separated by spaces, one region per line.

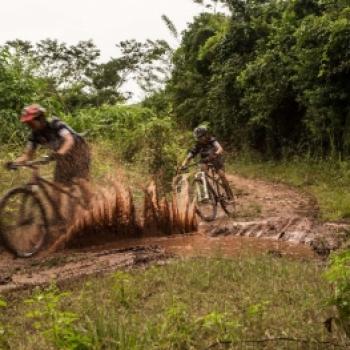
xmin=20 ymin=104 xmax=46 ymax=123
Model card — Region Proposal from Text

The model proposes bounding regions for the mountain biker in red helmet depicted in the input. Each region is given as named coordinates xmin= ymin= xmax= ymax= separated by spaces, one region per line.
xmin=12 ymin=104 xmax=90 ymax=185
xmin=181 ymin=126 xmax=234 ymax=199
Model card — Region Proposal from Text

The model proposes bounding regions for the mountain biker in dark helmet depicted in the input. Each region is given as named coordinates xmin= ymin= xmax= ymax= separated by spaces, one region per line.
xmin=11 ymin=104 xmax=90 ymax=185
xmin=181 ymin=126 xmax=234 ymax=199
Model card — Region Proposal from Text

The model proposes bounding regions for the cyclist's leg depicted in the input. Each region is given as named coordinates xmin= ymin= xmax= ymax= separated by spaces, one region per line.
xmin=75 ymin=140 xmax=91 ymax=181
xmin=54 ymin=157 xmax=73 ymax=185
xmin=217 ymin=170 xmax=234 ymax=199
xmin=54 ymin=140 xmax=90 ymax=185
xmin=199 ymin=162 xmax=209 ymax=172
xmin=213 ymin=158 xmax=234 ymax=199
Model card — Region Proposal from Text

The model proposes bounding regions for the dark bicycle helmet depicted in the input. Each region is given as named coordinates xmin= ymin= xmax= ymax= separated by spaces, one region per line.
xmin=193 ymin=126 xmax=208 ymax=139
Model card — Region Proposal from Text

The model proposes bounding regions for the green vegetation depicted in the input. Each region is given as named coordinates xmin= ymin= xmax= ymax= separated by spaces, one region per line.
xmin=166 ymin=0 xmax=350 ymax=159
xmin=0 ymin=1 xmax=349 ymax=348
xmin=1 ymin=255 xmax=342 ymax=349
xmin=325 ymin=250 xmax=350 ymax=338
xmin=64 ymin=105 xmax=189 ymax=187
xmin=0 ymin=37 xmax=170 ymax=146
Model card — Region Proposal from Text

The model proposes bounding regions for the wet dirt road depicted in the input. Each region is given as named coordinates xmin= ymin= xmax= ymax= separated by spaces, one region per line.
xmin=0 ymin=173 xmax=347 ymax=293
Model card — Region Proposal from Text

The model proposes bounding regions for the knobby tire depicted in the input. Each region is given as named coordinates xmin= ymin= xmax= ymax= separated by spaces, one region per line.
xmin=0 ymin=187 xmax=49 ymax=257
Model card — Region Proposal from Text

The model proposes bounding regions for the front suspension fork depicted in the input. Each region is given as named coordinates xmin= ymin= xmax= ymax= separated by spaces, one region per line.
xmin=195 ymin=171 xmax=209 ymax=201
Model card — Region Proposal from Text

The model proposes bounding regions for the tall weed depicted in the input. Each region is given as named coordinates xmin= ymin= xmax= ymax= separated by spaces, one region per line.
xmin=325 ymin=249 xmax=350 ymax=339
xmin=25 ymin=285 xmax=92 ymax=350
xmin=0 ymin=296 xmax=9 ymax=349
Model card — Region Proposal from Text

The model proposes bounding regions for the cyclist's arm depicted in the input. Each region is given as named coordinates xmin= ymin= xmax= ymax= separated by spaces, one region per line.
xmin=182 ymin=153 xmax=194 ymax=168
xmin=15 ymin=142 xmax=36 ymax=163
xmin=182 ymin=142 xmax=200 ymax=167
xmin=56 ymin=130 xmax=75 ymax=155
xmin=213 ymin=140 xmax=224 ymax=156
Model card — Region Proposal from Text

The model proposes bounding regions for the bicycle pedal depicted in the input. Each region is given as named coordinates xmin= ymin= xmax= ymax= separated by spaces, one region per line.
xmin=199 ymin=198 xmax=210 ymax=203
xmin=224 ymin=199 xmax=234 ymax=204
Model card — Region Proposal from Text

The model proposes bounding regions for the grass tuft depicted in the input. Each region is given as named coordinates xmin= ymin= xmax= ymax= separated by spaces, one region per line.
xmin=1 ymin=255 xmax=340 ymax=349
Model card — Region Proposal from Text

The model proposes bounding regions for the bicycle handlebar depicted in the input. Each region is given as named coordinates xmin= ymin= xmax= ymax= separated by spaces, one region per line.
xmin=6 ymin=156 xmax=53 ymax=170
xmin=177 ymin=159 xmax=216 ymax=175
xmin=177 ymin=162 xmax=199 ymax=174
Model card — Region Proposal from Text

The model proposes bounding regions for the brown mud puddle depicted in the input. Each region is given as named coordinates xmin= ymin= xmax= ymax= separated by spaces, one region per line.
xmin=0 ymin=232 xmax=315 ymax=294
xmin=86 ymin=233 xmax=316 ymax=259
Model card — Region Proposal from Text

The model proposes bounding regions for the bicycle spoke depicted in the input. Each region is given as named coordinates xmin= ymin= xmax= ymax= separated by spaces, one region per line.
xmin=0 ymin=189 xmax=49 ymax=257
xmin=217 ymin=180 xmax=236 ymax=217
xmin=192 ymin=177 xmax=217 ymax=222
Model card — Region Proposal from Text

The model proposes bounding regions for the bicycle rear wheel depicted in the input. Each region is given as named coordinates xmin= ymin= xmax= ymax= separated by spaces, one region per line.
xmin=192 ymin=178 xmax=217 ymax=222
xmin=0 ymin=188 xmax=49 ymax=257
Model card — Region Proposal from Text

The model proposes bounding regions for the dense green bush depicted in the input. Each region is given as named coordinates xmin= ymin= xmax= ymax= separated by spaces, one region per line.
xmin=166 ymin=0 xmax=350 ymax=158
xmin=64 ymin=105 xmax=155 ymax=161
xmin=325 ymin=249 xmax=350 ymax=338
xmin=0 ymin=46 xmax=66 ymax=146
xmin=64 ymin=105 xmax=189 ymax=186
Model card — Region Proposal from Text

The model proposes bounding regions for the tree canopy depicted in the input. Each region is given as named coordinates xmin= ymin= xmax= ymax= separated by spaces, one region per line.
xmin=164 ymin=0 xmax=350 ymax=158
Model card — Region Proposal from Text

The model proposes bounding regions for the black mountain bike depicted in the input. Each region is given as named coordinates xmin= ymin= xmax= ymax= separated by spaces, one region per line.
xmin=177 ymin=162 xmax=235 ymax=222
xmin=0 ymin=157 xmax=89 ymax=257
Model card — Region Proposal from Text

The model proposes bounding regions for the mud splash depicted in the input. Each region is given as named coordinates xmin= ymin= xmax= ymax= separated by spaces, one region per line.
xmin=46 ymin=177 xmax=197 ymax=252
xmin=1 ymin=169 xmax=348 ymax=296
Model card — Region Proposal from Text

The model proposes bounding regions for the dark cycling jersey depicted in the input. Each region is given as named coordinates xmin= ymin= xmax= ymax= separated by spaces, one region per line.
xmin=188 ymin=137 xmax=221 ymax=159
xmin=27 ymin=117 xmax=90 ymax=185
xmin=27 ymin=117 xmax=81 ymax=151
xmin=188 ymin=137 xmax=225 ymax=171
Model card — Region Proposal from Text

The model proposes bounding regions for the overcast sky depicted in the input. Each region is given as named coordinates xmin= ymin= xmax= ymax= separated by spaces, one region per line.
xmin=0 ymin=0 xmax=205 ymax=60
xmin=0 ymin=0 xmax=218 ymax=101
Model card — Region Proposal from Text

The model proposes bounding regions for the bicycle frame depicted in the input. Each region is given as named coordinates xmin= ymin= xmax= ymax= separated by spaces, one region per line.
xmin=8 ymin=160 xmax=89 ymax=222
xmin=178 ymin=162 xmax=219 ymax=203
xmin=194 ymin=163 xmax=220 ymax=201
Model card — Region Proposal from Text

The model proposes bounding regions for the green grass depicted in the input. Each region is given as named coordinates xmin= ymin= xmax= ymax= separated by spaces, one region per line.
xmin=229 ymin=157 xmax=350 ymax=221
xmin=0 ymin=255 xmax=339 ymax=349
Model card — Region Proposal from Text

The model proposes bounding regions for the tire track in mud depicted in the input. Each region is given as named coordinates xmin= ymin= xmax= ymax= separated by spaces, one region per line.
xmin=0 ymin=246 xmax=169 ymax=293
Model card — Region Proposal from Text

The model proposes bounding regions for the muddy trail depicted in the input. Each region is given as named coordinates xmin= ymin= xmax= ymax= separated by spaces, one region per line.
xmin=204 ymin=174 xmax=350 ymax=254
xmin=0 ymin=173 xmax=348 ymax=293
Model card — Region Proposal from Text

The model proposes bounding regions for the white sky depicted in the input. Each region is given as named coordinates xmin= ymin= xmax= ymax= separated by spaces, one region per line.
xmin=0 ymin=0 xmax=220 ymax=101
xmin=0 ymin=0 xmax=204 ymax=60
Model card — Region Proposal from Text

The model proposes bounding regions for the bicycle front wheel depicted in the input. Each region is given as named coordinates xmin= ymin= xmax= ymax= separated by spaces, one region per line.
xmin=0 ymin=188 xmax=49 ymax=257
xmin=216 ymin=180 xmax=236 ymax=218
xmin=192 ymin=178 xmax=217 ymax=222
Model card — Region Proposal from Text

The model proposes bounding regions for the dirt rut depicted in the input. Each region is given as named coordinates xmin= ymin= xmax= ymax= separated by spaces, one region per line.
xmin=201 ymin=174 xmax=349 ymax=255
xmin=0 ymin=246 xmax=168 ymax=293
